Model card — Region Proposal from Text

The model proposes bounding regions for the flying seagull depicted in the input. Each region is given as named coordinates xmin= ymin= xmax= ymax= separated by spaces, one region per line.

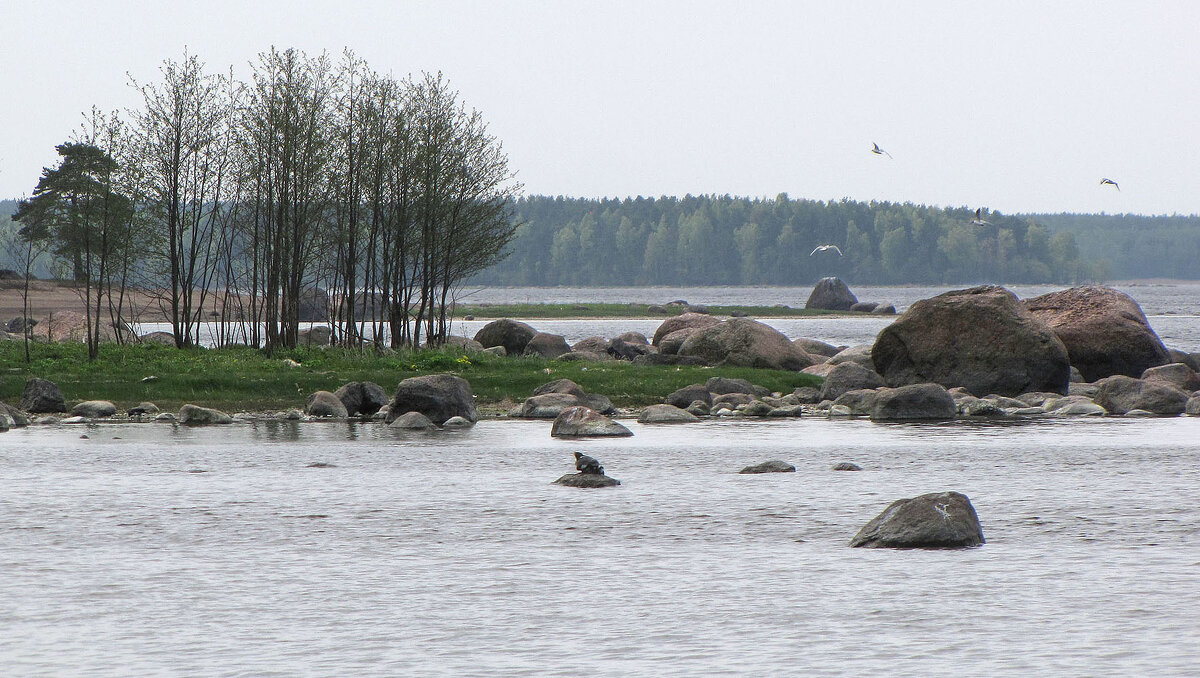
xmin=810 ymin=244 xmax=843 ymax=256
xmin=871 ymin=142 xmax=893 ymax=159
xmin=971 ymin=208 xmax=991 ymax=226
xmin=1100 ymin=178 xmax=1120 ymax=191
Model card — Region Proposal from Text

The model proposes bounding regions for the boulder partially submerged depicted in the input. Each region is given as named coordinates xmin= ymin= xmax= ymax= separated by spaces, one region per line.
xmin=872 ymin=285 xmax=1070 ymax=396
xmin=386 ymin=374 xmax=477 ymax=426
xmin=1025 ymin=286 xmax=1170 ymax=381
xmin=850 ymin=491 xmax=985 ymax=549
xmin=739 ymin=460 xmax=796 ymax=474
xmin=179 ymin=404 xmax=233 ymax=425
xmin=805 ymin=277 xmax=858 ymax=311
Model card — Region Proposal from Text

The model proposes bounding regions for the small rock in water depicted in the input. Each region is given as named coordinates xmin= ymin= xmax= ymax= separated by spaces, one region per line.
xmin=553 ymin=473 xmax=621 ymax=488
xmin=850 ymin=491 xmax=985 ymax=549
xmin=306 ymin=462 xmax=337 ymax=468
xmin=832 ymin=462 xmax=862 ymax=471
xmin=739 ymin=460 xmax=796 ymax=474
xmin=79 ymin=434 xmax=88 ymax=439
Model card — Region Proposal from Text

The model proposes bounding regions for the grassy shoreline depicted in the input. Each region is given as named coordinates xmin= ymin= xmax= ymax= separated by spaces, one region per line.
xmin=0 ymin=342 xmax=822 ymax=415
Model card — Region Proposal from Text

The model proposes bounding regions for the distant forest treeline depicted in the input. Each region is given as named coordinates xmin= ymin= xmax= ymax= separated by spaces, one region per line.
xmin=473 ymin=195 xmax=1200 ymax=285
xmin=5 ymin=195 xmax=1199 ymax=285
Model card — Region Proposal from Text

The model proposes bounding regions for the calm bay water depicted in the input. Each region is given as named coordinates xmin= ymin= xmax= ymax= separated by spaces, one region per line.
xmin=2 ymin=416 xmax=1200 ymax=675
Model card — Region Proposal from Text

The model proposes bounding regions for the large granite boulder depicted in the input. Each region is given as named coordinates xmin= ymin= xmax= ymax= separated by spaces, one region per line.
xmin=473 ymin=319 xmax=537 ymax=356
xmin=607 ymin=338 xmax=656 ymax=361
xmin=826 ymin=345 xmax=875 ymax=370
xmin=652 ymin=312 xmax=722 ymax=346
xmin=678 ymin=318 xmax=815 ymax=371
xmin=819 ymin=362 xmax=885 ymax=402
xmin=571 ymin=337 xmax=609 ymax=354
xmin=523 ymin=332 xmax=571 ymax=358
xmin=872 ymin=285 xmax=1070 ymax=396
xmin=657 ymin=328 xmax=701 ymax=355
xmin=550 ymin=406 xmax=633 ymax=437
xmin=21 ymin=377 xmax=66 ymax=413
xmin=305 ymin=390 xmax=348 ymax=417
xmin=1024 ymin=286 xmax=1169 ymax=381
xmin=334 ymin=381 xmax=389 ymax=416
xmin=1092 ymin=375 xmax=1190 ymax=415
xmin=870 ymin=383 xmax=957 ymax=420
xmin=70 ymin=400 xmax=117 ymax=418
xmin=178 ymin=404 xmax=233 ymax=425
xmin=386 ymin=374 xmax=477 ymax=426
xmin=705 ymin=377 xmax=770 ymax=397
xmin=832 ymin=388 xmax=881 ymax=416
xmin=850 ymin=491 xmax=985 ymax=549
xmin=805 ymin=277 xmax=858 ymax=311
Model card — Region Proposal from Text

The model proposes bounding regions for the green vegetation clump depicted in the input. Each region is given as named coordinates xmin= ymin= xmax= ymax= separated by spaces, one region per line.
xmin=0 ymin=342 xmax=822 ymax=414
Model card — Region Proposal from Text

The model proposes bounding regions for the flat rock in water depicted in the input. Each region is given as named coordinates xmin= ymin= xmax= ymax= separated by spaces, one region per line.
xmin=832 ymin=462 xmax=862 ymax=471
xmin=550 ymin=406 xmax=632 ymax=437
xmin=850 ymin=491 xmax=985 ymax=549
xmin=739 ymin=460 xmax=796 ymax=474
xmin=553 ymin=472 xmax=621 ymax=488
xmin=178 ymin=404 xmax=232 ymax=425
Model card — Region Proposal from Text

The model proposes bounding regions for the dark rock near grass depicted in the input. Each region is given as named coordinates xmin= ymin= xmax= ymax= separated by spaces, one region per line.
xmin=127 ymin=402 xmax=159 ymax=417
xmin=305 ymin=391 xmax=348 ymax=417
xmin=571 ymin=336 xmax=609 ymax=354
xmin=870 ymin=383 xmax=957 ymax=421
xmin=665 ymin=384 xmax=712 ymax=409
xmin=607 ymin=338 xmax=656 ymax=361
xmin=793 ymin=337 xmax=841 ymax=359
xmin=553 ymin=472 xmax=621 ymax=488
xmin=832 ymin=462 xmax=862 ymax=471
xmin=139 ymin=331 xmax=177 ymax=346
xmin=473 ymin=319 xmax=537 ymax=356
xmin=705 ymin=376 xmax=771 ymax=397
xmin=679 ymin=318 xmax=815 ymax=371
xmin=1025 ymin=286 xmax=1170 ymax=382
xmin=657 ymin=328 xmax=704 ymax=355
xmin=651 ymin=312 xmax=722 ymax=347
xmin=21 ymin=378 xmax=65 ymax=413
xmin=0 ymin=402 xmax=31 ymax=427
xmin=179 ymin=404 xmax=233 ymax=425
xmin=334 ymin=381 xmax=389 ymax=416
xmin=791 ymin=386 xmax=822 ymax=404
xmin=386 ymin=374 xmax=477 ymax=426
xmin=685 ymin=400 xmax=711 ymax=416
xmin=873 ymin=285 xmax=1070 ymax=397
xmin=850 ymin=491 xmax=985 ymax=549
xmin=631 ymin=353 xmax=706 ymax=366
xmin=740 ymin=400 xmax=775 ymax=417
xmin=871 ymin=303 xmax=897 ymax=315
xmin=805 ymin=277 xmax=858 ymax=311
xmin=638 ymin=404 xmax=701 ymax=423
xmin=443 ymin=335 xmax=485 ymax=353
xmin=550 ymin=406 xmax=632 ymax=437
xmin=819 ymin=362 xmax=886 ymax=402
xmin=523 ymin=332 xmax=571 ymax=359
xmin=70 ymin=400 xmax=117 ymax=418
xmin=739 ymin=460 xmax=795 ymax=474
xmin=850 ymin=301 xmax=878 ymax=313
xmin=389 ymin=411 xmax=436 ymax=430
xmin=522 ymin=380 xmax=616 ymax=417
xmin=534 ymin=378 xmax=588 ymax=397
xmin=1093 ymin=375 xmax=1189 ymax=415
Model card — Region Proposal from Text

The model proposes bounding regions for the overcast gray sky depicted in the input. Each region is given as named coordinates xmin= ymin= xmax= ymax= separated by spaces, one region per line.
xmin=3 ymin=1 xmax=1198 ymax=215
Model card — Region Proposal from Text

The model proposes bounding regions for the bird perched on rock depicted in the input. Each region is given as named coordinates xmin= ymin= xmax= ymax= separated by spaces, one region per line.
xmin=971 ymin=208 xmax=991 ymax=226
xmin=871 ymin=142 xmax=892 ymax=159
xmin=574 ymin=452 xmax=604 ymax=475
xmin=810 ymin=244 xmax=843 ymax=256
xmin=1100 ymin=177 xmax=1120 ymax=191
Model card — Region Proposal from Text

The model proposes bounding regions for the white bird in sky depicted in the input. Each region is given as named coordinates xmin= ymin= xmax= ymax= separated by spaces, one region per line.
xmin=810 ymin=244 xmax=843 ymax=256
xmin=1100 ymin=177 xmax=1120 ymax=191
xmin=870 ymin=142 xmax=892 ymax=159
xmin=971 ymin=208 xmax=991 ymax=226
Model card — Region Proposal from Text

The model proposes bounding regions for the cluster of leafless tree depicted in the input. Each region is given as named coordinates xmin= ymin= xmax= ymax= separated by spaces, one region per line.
xmin=13 ymin=47 xmax=521 ymax=357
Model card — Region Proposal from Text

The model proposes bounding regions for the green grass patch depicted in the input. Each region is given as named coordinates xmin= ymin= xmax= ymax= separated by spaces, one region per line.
xmin=454 ymin=302 xmax=856 ymax=318
xmin=0 ymin=341 xmax=822 ymax=413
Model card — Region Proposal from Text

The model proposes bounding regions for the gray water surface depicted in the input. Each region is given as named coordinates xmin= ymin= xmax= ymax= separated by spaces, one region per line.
xmin=3 ymin=416 xmax=1200 ymax=676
